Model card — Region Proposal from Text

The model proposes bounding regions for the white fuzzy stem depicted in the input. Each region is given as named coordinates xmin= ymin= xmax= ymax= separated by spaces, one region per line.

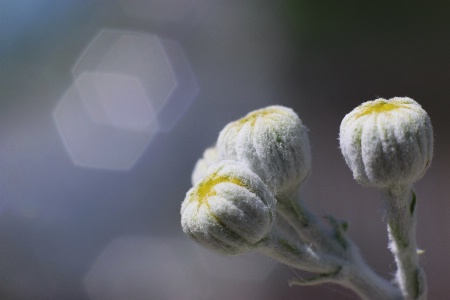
xmin=383 ymin=185 xmax=427 ymax=300
xmin=275 ymin=195 xmax=402 ymax=299
xmin=340 ymin=261 xmax=403 ymax=300
xmin=256 ymin=231 xmax=338 ymax=274
xmin=276 ymin=195 xmax=344 ymax=255
xmin=288 ymin=255 xmax=403 ymax=300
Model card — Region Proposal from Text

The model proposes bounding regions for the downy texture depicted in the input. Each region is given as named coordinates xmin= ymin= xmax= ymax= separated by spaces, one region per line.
xmin=191 ymin=146 xmax=219 ymax=185
xmin=339 ymin=97 xmax=433 ymax=189
xmin=181 ymin=160 xmax=276 ymax=255
xmin=217 ymin=106 xmax=311 ymax=197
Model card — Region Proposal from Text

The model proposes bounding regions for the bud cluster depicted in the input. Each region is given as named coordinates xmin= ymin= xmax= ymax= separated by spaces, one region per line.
xmin=217 ymin=106 xmax=311 ymax=197
xmin=181 ymin=105 xmax=312 ymax=254
xmin=180 ymin=98 xmax=433 ymax=300
xmin=181 ymin=160 xmax=276 ymax=255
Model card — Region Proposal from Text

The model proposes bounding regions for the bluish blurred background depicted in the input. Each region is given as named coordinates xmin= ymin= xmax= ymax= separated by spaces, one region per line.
xmin=1 ymin=1 xmax=449 ymax=299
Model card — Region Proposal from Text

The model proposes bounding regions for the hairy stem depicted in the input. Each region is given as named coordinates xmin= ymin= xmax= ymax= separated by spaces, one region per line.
xmin=340 ymin=261 xmax=403 ymax=300
xmin=256 ymin=231 xmax=338 ymax=274
xmin=383 ymin=185 xmax=427 ymax=300
xmin=276 ymin=195 xmax=344 ymax=255
xmin=275 ymin=195 xmax=402 ymax=299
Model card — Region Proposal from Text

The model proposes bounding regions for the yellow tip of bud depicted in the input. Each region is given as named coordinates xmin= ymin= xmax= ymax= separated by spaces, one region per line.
xmin=355 ymin=98 xmax=410 ymax=118
xmin=195 ymin=170 xmax=246 ymax=206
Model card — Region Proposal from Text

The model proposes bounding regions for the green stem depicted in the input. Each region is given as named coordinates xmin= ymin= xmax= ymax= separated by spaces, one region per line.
xmin=383 ymin=185 xmax=427 ymax=300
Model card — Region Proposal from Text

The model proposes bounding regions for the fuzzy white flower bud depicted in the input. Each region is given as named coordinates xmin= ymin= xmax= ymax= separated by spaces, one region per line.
xmin=181 ymin=160 xmax=276 ymax=255
xmin=339 ymin=97 xmax=433 ymax=188
xmin=217 ymin=106 xmax=311 ymax=197
xmin=191 ymin=146 xmax=219 ymax=185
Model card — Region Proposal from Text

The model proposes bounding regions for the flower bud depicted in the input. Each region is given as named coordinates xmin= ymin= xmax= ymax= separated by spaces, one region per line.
xmin=181 ymin=160 xmax=276 ymax=255
xmin=339 ymin=97 xmax=433 ymax=188
xmin=217 ymin=106 xmax=311 ymax=197
xmin=191 ymin=146 xmax=219 ymax=185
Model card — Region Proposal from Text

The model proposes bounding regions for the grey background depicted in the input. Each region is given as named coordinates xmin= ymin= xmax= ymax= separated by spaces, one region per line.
xmin=1 ymin=1 xmax=449 ymax=299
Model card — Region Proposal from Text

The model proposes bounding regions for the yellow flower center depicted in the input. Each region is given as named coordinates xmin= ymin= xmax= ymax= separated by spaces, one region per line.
xmin=232 ymin=107 xmax=287 ymax=130
xmin=195 ymin=171 xmax=245 ymax=207
xmin=356 ymin=100 xmax=408 ymax=118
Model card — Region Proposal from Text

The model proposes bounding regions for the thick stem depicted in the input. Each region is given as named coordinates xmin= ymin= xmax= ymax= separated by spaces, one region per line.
xmin=274 ymin=196 xmax=402 ymax=299
xmin=276 ymin=195 xmax=345 ymax=255
xmin=260 ymin=231 xmax=402 ymax=300
xmin=341 ymin=262 xmax=403 ymax=300
xmin=383 ymin=185 xmax=427 ymax=300
xmin=256 ymin=231 xmax=338 ymax=274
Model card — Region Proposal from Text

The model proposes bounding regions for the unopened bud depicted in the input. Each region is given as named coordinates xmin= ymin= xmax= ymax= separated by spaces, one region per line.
xmin=191 ymin=146 xmax=219 ymax=185
xmin=181 ymin=160 xmax=276 ymax=255
xmin=217 ymin=106 xmax=311 ymax=197
xmin=339 ymin=97 xmax=433 ymax=189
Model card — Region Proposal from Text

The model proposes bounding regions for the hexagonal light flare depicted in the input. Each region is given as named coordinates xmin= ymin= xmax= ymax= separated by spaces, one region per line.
xmin=156 ymin=38 xmax=199 ymax=131
xmin=54 ymin=29 xmax=198 ymax=169
xmin=72 ymin=29 xmax=198 ymax=131
xmin=75 ymin=71 xmax=155 ymax=131
xmin=53 ymin=84 xmax=157 ymax=170
xmin=72 ymin=30 xmax=176 ymax=126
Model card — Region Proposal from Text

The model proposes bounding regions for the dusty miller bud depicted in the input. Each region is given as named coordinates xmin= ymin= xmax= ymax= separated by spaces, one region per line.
xmin=191 ymin=146 xmax=219 ymax=185
xmin=181 ymin=160 xmax=276 ymax=255
xmin=339 ymin=97 xmax=433 ymax=189
xmin=217 ymin=106 xmax=311 ymax=197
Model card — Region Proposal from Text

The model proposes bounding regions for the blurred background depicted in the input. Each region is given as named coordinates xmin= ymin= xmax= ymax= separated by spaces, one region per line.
xmin=1 ymin=1 xmax=449 ymax=299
